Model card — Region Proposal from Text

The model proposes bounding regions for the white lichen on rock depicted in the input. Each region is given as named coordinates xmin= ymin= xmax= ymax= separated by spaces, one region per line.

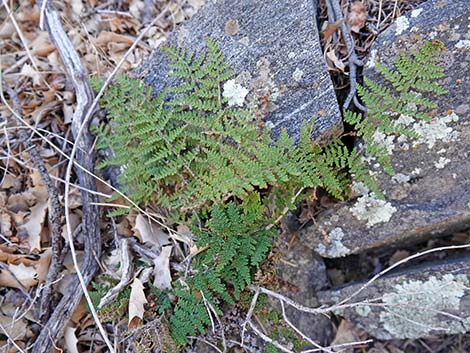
xmin=380 ymin=274 xmax=470 ymax=339
xmin=455 ymin=40 xmax=470 ymax=49
xmin=350 ymin=193 xmax=397 ymax=227
xmin=366 ymin=49 xmax=378 ymax=69
xmin=391 ymin=173 xmax=410 ymax=184
xmin=292 ymin=68 xmax=304 ymax=82
xmin=413 ymin=112 xmax=460 ymax=149
xmin=222 ymin=79 xmax=249 ymax=107
xmin=395 ymin=16 xmax=410 ymax=35
xmin=351 ymin=181 xmax=370 ymax=196
xmin=373 ymin=130 xmax=396 ymax=155
xmin=397 ymin=114 xmax=415 ymax=126
xmin=315 ymin=227 xmax=351 ymax=257
xmin=410 ymin=8 xmax=423 ymax=18
xmin=355 ymin=305 xmax=372 ymax=317
xmin=434 ymin=157 xmax=451 ymax=169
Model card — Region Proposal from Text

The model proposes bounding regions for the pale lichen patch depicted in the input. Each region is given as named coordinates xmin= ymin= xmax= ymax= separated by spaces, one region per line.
xmin=395 ymin=16 xmax=410 ymax=35
xmin=355 ymin=305 xmax=372 ymax=317
xmin=292 ymin=68 xmax=304 ymax=82
xmin=351 ymin=181 xmax=370 ymax=196
xmin=373 ymin=130 xmax=396 ymax=155
xmin=222 ymin=79 xmax=249 ymax=107
xmin=410 ymin=8 xmax=423 ymax=18
xmin=366 ymin=49 xmax=378 ymax=69
xmin=391 ymin=173 xmax=410 ymax=184
xmin=413 ymin=112 xmax=460 ymax=149
xmin=315 ymin=227 xmax=351 ymax=257
xmin=434 ymin=157 xmax=451 ymax=169
xmin=455 ymin=40 xmax=470 ymax=49
xmin=350 ymin=193 xmax=397 ymax=227
xmin=380 ymin=274 xmax=470 ymax=339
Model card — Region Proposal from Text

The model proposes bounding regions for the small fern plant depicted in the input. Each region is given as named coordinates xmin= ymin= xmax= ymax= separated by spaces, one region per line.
xmin=344 ymin=40 xmax=447 ymax=175
xmin=92 ymin=39 xmax=446 ymax=349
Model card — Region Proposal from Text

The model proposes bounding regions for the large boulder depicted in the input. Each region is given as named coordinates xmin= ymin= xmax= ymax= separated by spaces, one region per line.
xmin=139 ymin=0 xmax=342 ymax=141
xmin=299 ymin=0 xmax=470 ymax=257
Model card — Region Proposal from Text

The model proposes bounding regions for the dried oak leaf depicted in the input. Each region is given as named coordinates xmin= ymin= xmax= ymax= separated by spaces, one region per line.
xmin=0 ymin=248 xmax=52 ymax=289
xmin=128 ymin=278 xmax=148 ymax=329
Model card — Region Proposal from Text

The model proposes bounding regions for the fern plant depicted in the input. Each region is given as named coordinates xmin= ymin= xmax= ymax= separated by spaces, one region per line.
xmin=92 ymin=39 xmax=371 ymax=218
xmin=92 ymin=39 xmax=446 ymax=350
xmin=344 ymin=40 xmax=446 ymax=175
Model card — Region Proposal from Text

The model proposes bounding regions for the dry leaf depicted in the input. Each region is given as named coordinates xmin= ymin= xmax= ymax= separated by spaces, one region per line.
xmin=93 ymin=31 xmax=136 ymax=48
xmin=128 ymin=278 xmax=148 ymax=329
xmin=348 ymin=2 xmax=368 ymax=33
xmin=20 ymin=64 xmax=44 ymax=86
xmin=321 ymin=19 xmax=344 ymax=41
xmin=0 ymin=248 xmax=51 ymax=289
xmin=0 ymin=313 xmax=28 ymax=341
xmin=0 ymin=213 xmax=12 ymax=238
xmin=331 ymin=320 xmax=361 ymax=353
xmin=133 ymin=214 xmax=169 ymax=247
xmin=175 ymin=223 xmax=198 ymax=254
xmin=152 ymin=245 xmax=173 ymax=289
xmin=388 ymin=250 xmax=410 ymax=266
xmin=19 ymin=174 xmax=48 ymax=251
xmin=326 ymin=49 xmax=346 ymax=72
xmin=64 ymin=326 xmax=80 ymax=353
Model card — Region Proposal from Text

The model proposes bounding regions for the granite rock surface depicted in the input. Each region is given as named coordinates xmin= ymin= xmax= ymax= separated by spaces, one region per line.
xmin=139 ymin=0 xmax=342 ymax=141
xmin=317 ymin=257 xmax=470 ymax=339
xmin=300 ymin=0 xmax=470 ymax=257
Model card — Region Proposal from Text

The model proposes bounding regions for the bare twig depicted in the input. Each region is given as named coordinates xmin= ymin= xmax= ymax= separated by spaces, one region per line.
xmin=325 ymin=0 xmax=364 ymax=110
xmin=98 ymin=238 xmax=133 ymax=308
xmin=246 ymin=244 xmax=470 ymax=352
xmin=336 ymin=243 xmax=470 ymax=306
xmin=280 ymin=301 xmax=334 ymax=353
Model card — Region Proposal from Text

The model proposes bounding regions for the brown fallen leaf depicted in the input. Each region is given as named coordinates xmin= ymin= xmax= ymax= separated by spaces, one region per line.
xmin=152 ymin=245 xmax=173 ymax=289
xmin=348 ymin=1 xmax=368 ymax=33
xmin=64 ymin=326 xmax=80 ymax=353
xmin=331 ymin=320 xmax=362 ymax=353
xmin=128 ymin=278 xmax=148 ymax=329
xmin=19 ymin=171 xmax=49 ymax=251
xmin=133 ymin=214 xmax=169 ymax=247
xmin=0 ymin=248 xmax=52 ymax=289
xmin=93 ymin=31 xmax=136 ymax=48
xmin=325 ymin=48 xmax=346 ymax=72
xmin=0 ymin=313 xmax=28 ymax=342
xmin=321 ymin=19 xmax=344 ymax=41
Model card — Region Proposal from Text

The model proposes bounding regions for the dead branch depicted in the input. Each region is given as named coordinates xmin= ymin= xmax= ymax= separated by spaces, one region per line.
xmin=98 ymin=238 xmax=133 ymax=308
xmin=31 ymin=1 xmax=105 ymax=352
xmin=325 ymin=0 xmax=364 ymax=110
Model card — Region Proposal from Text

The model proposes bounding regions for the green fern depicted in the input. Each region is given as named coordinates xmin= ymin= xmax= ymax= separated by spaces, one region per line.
xmin=92 ymin=39 xmax=447 ymax=349
xmin=344 ymin=40 xmax=447 ymax=178
xmin=93 ymin=39 xmax=361 ymax=217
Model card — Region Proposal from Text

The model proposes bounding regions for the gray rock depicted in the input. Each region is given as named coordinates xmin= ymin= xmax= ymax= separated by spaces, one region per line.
xmin=274 ymin=237 xmax=333 ymax=345
xmin=139 ymin=0 xmax=342 ymax=141
xmin=299 ymin=0 xmax=470 ymax=257
xmin=317 ymin=256 xmax=470 ymax=340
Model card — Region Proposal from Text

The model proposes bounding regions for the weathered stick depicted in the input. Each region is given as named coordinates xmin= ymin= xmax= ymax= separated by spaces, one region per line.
xmin=32 ymin=1 xmax=104 ymax=352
